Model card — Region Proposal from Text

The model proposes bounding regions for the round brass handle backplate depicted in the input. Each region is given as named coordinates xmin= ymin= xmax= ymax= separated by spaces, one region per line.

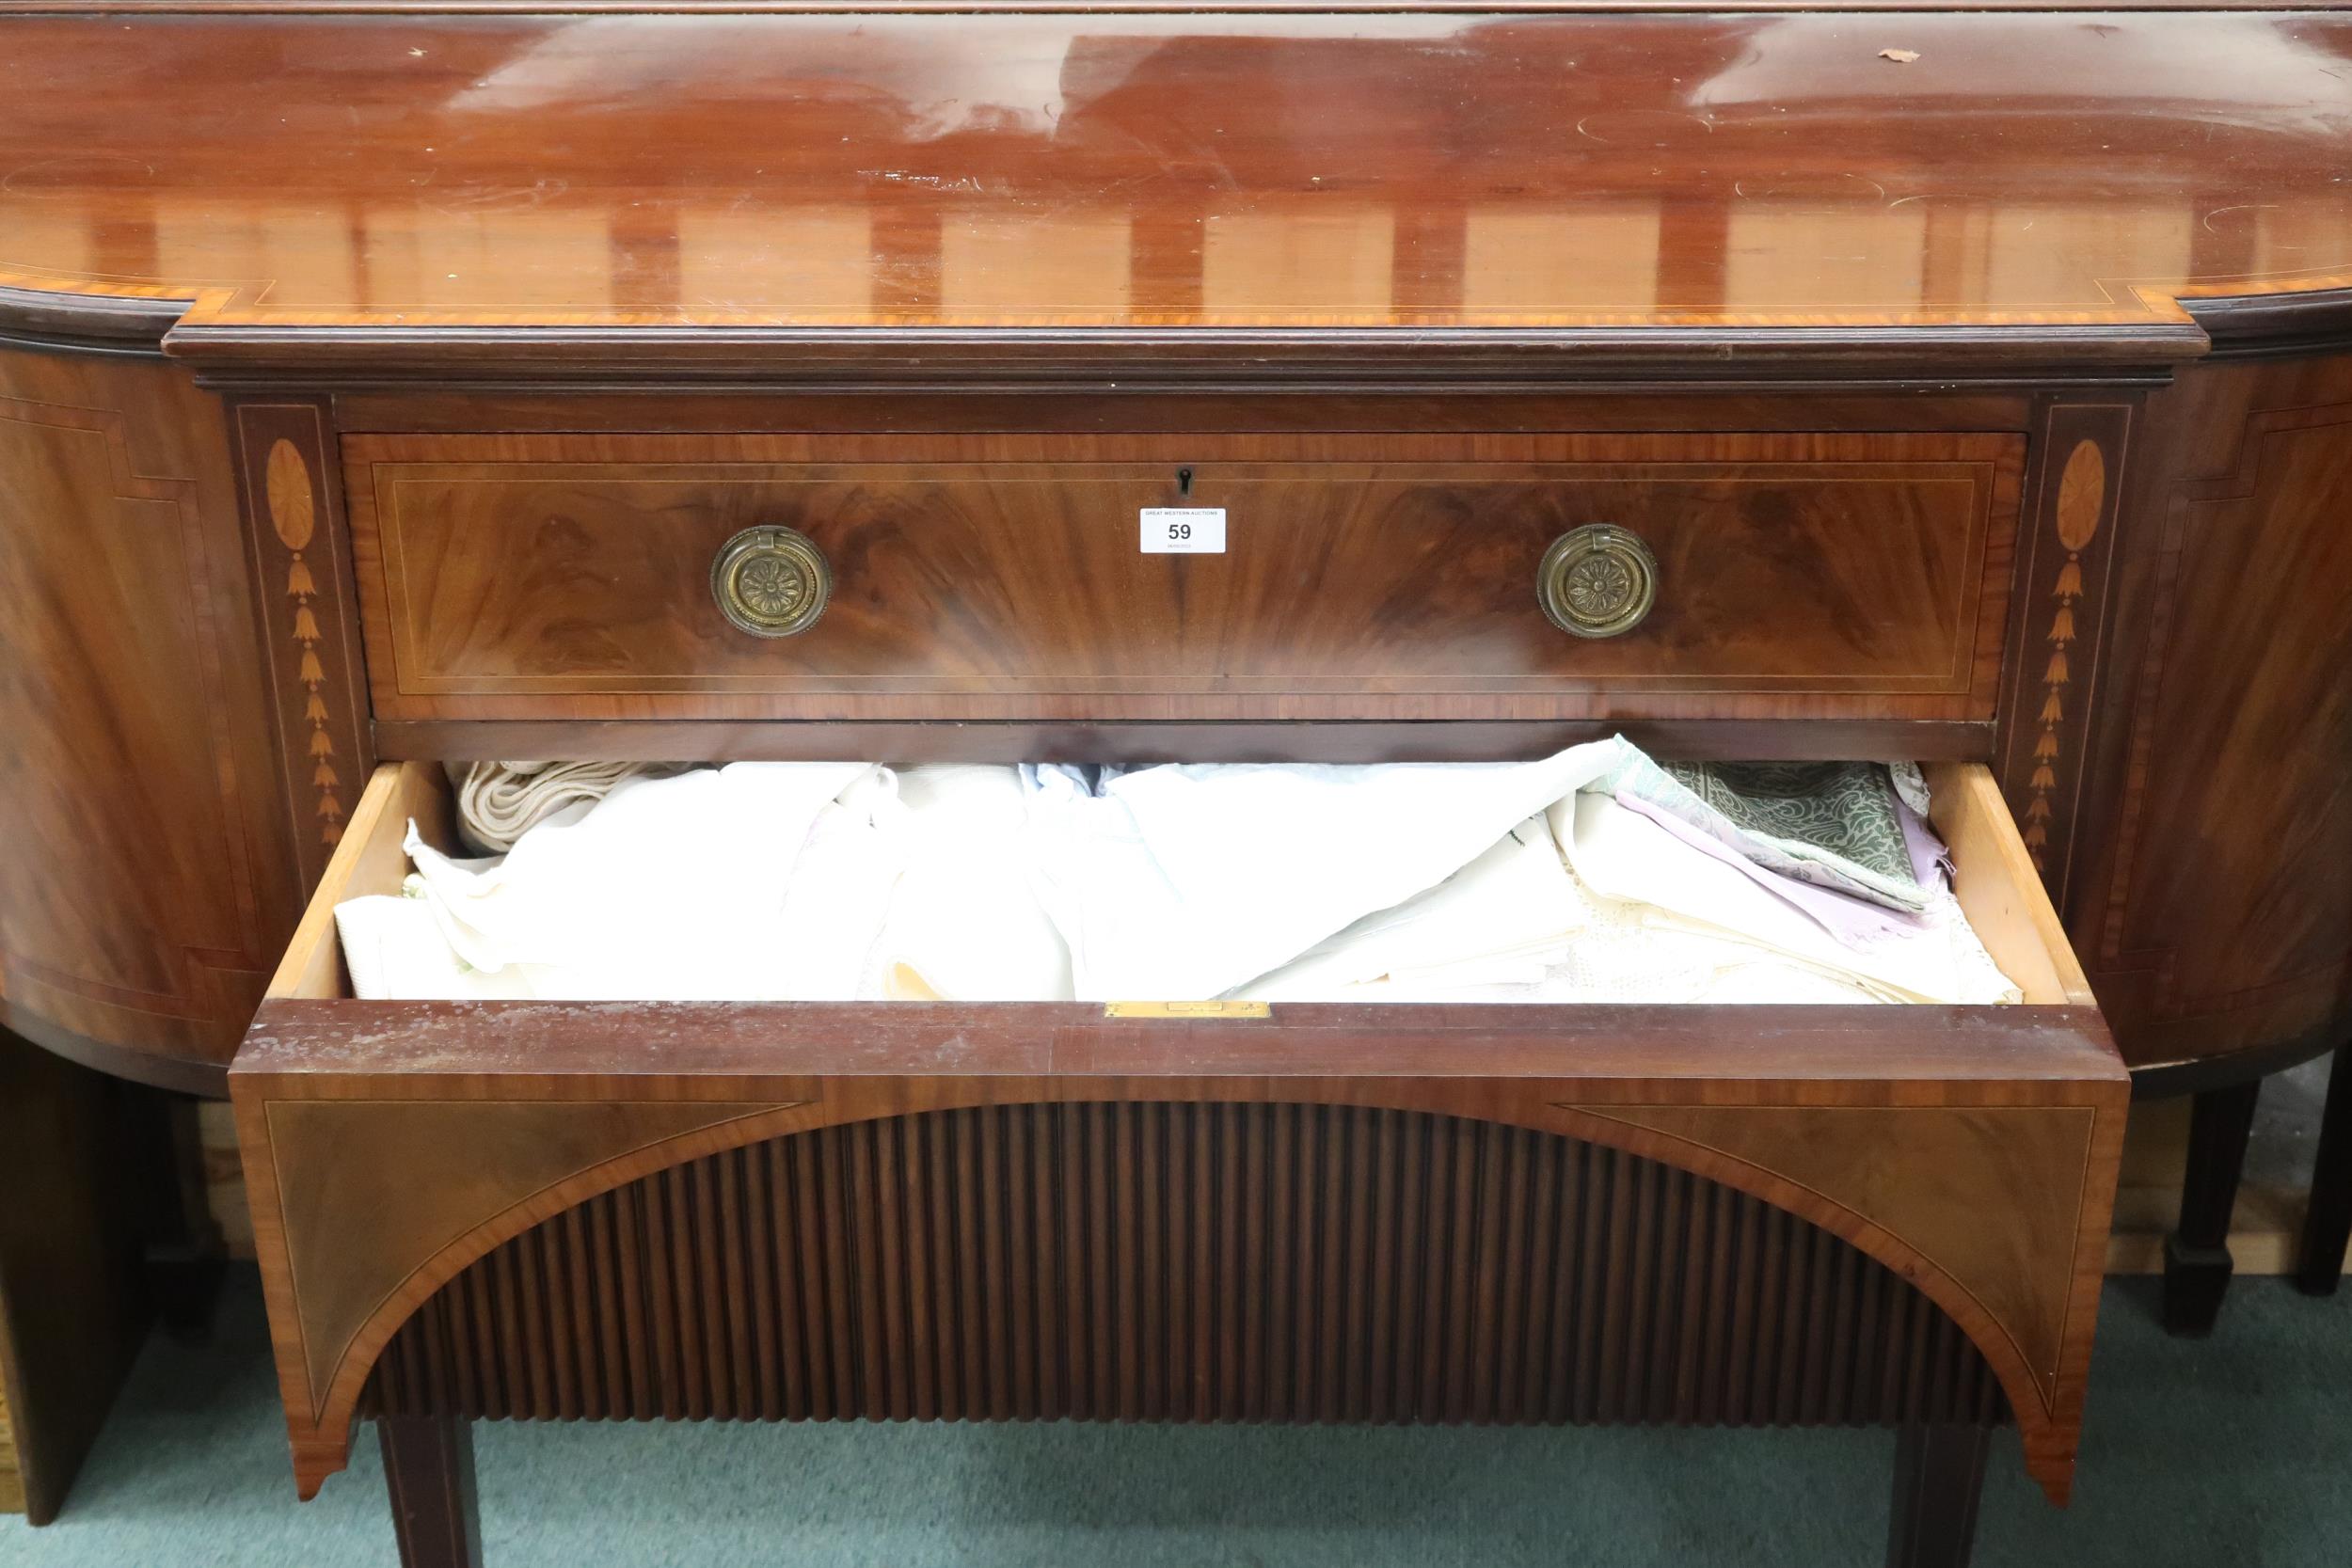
xmin=1536 ymin=524 xmax=1659 ymax=639
xmin=711 ymin=525 xmax=831 ymax=638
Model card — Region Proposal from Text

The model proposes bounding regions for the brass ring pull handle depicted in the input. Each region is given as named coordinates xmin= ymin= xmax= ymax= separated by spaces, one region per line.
xmin=711 ymin=525 xmax=832 ymax=638
xmin=1536 ymin=524 xmax=1659 ymax=639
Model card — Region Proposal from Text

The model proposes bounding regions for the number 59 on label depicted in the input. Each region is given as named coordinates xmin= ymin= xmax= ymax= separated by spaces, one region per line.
xmin=1139 ymin=507 xmax=1227 ymax=555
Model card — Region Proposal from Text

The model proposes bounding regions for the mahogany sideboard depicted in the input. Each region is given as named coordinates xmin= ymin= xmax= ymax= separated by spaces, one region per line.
xmin=3 ymin=5 xmax=2351 ymax=1564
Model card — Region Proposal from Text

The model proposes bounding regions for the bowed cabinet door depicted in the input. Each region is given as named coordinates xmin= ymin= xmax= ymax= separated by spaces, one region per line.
xmin=0 ymin=343 xmax=309 ymax=1096
xmin=2060 ymin=350 xmax=2352 ymax=1081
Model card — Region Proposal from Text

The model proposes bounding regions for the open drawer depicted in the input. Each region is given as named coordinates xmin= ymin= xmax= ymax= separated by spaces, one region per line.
xmin=231 ymin=758 xmax=2124 ymax=1506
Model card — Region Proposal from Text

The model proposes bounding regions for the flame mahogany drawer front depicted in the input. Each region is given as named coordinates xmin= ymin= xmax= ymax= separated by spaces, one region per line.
xmin=341 ymin=431 xmax=2026 ymax=724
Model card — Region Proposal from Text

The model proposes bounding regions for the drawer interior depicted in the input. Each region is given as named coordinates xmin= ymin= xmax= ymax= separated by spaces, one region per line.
xmin=270 ymin=758 xmax=2091 ymax=1013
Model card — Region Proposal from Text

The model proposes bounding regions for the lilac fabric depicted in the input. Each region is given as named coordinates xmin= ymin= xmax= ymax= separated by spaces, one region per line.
xmin=1612 ymin=790 xmax=1931 ymax=950
xmin=1896 ymin=793 xmax=1955 ymax=891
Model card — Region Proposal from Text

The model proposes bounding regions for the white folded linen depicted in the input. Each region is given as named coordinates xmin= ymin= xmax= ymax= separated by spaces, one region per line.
xmin=1552 ymin=793 xmax=2018 ymax=1006
xmin=339 ymin=740 xmax=2015 ymax=1009
xmin=1235 ymin=816 xmax=1584 ymax=999
xmin=1513 ymin=907 xmax=1905 ymax=1006
xmin=768 ymin=764 xmax=1075 ymax=1001
xmin=404 ymin=761 xmax=877 ymax=999
xmin=1020 ymin=740 xmax=1635 ymax=1002
xmin=334 ymin=884 xmax=537 ymax=1001
xmin=873 ymin=766 xmax=1074 ymax=1001
xmin=359 ymin=761 xmax=1075 ymax=1003
xmin=1226 ymin=832 xmax=1899 ymax=1006
xmin=1235 ymin=799 xmax=2016 ymax=1007
xmin=768 ymin=768 xmax=915 ymax=1000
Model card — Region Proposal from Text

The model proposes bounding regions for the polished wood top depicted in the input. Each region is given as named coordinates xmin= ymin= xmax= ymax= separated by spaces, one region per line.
xmin=2 ymin=8 xmax=2348 ymax=348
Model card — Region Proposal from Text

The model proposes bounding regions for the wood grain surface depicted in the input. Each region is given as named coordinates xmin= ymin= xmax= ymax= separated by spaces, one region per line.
xmin=342 ymin=431 xmax=2020 ymax=724
xmin=232 ymin=760 xmax=2123 ymax=1504
xmin=0 ymin=7 xmax=2346 ymax=363
xmin=0 ymin=1029 xmax=153 ymax=1524
xmin=0 ymin=1382 xmax=19 ymax=1517
xmin=0 ymin=12 xmax=2323 ymax=1539
xmin=0 ymin=344 xmax=303 ymax=1094
xmin=2065 ymin=354 xmax=2352 ymax=1082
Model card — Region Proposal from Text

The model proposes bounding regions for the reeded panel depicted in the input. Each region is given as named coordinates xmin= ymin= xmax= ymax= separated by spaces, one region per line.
xmin=344 ymin=432 xmax=2020 ymax=724
xmin=365 ymin=1103 xmax=2007 ymax=1432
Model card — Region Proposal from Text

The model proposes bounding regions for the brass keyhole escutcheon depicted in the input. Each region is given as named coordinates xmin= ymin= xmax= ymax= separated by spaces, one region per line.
xmin=1536 ymin=525 xmax=1659 ymax=639
xmin=711 ymin=525 xmax=831 ymax=638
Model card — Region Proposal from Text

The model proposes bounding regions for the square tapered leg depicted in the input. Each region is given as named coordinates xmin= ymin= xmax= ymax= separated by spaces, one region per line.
xmin=1887 ymin=1423 xmax=1993 ymax=1568
xmin=378 ymin=1416 xmax=482 ymax=1568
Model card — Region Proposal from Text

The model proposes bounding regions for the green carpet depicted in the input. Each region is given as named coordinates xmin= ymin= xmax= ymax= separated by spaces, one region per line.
xmin=3 ymin=1271 xmax=2346 ymax=1566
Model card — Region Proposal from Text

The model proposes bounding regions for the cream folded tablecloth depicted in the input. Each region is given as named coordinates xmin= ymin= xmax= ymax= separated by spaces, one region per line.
xmin=448 ymin=760 xmax=690 ymax=853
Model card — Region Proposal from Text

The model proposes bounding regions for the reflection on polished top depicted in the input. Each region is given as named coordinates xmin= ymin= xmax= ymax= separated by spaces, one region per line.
xmin=1 ymin=8 xmax=2349 ymax=333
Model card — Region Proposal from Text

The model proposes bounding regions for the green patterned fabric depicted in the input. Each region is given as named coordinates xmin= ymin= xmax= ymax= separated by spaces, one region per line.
xmin=1588 ymin=744 xmax=1931 ymax=914
xmin=1661 ymin=762 xmax=1914 ymax=885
